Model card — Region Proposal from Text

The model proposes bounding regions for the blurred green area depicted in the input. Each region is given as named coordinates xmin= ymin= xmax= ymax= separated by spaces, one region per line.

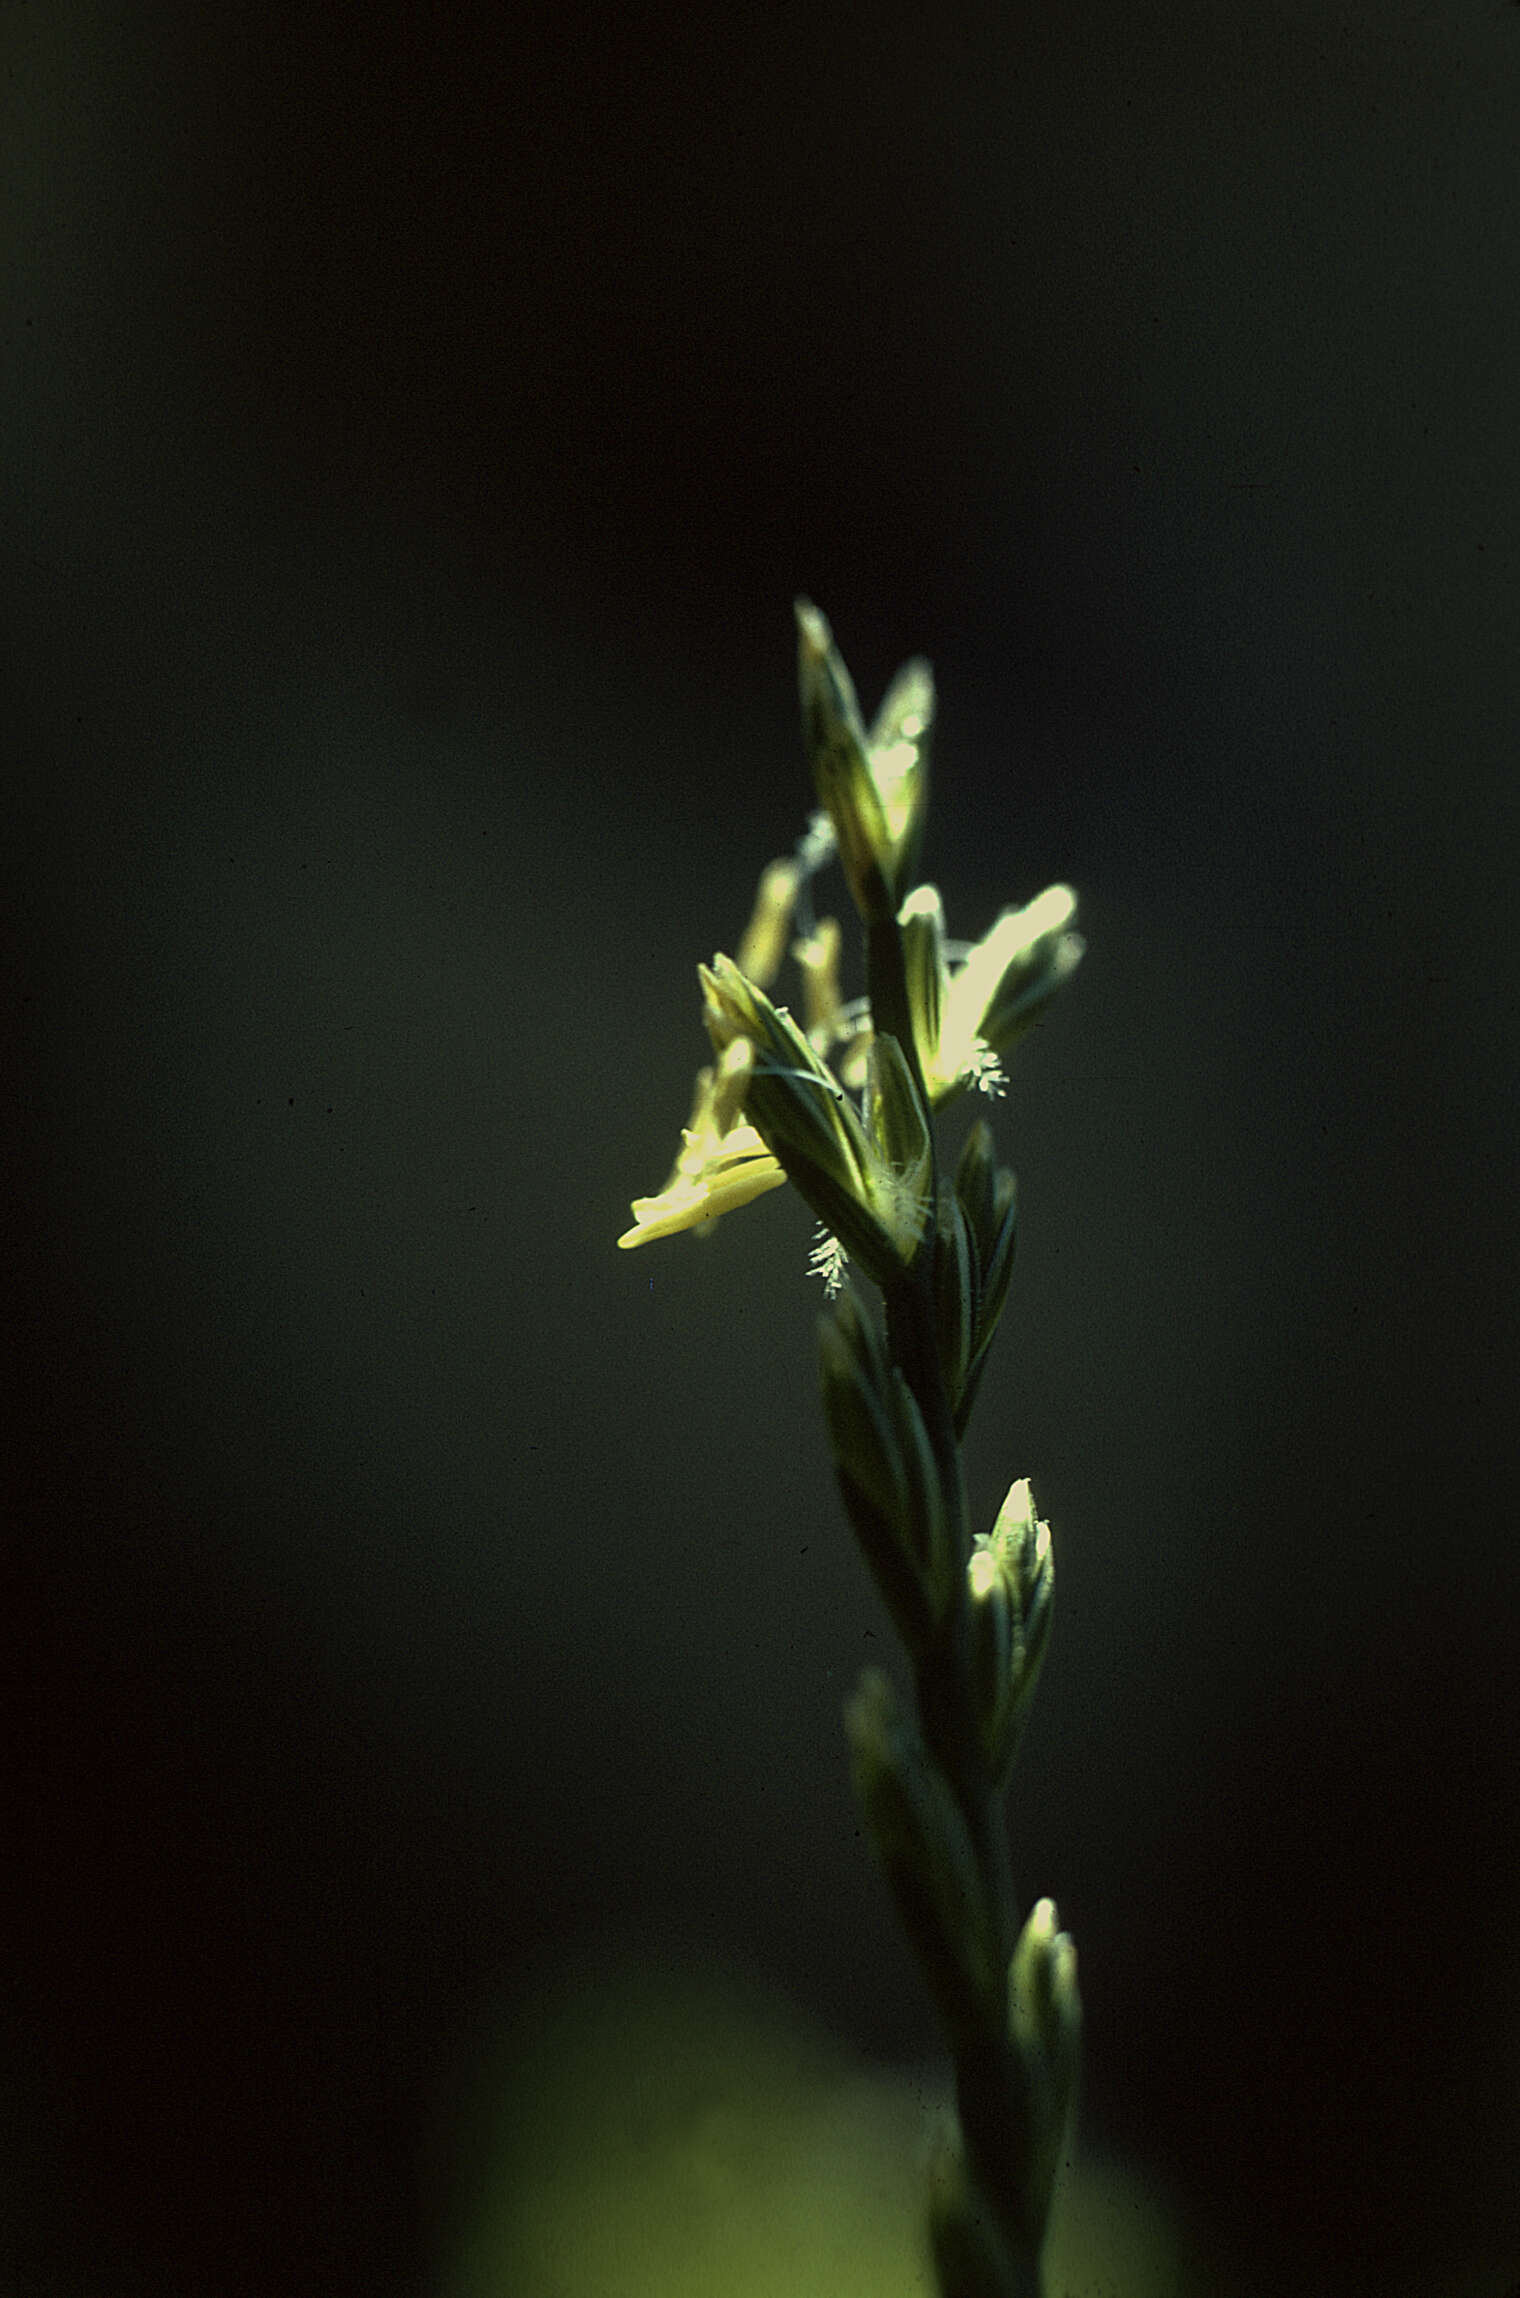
xmin=439 ymin=1961 xmax=1227 ymax=2298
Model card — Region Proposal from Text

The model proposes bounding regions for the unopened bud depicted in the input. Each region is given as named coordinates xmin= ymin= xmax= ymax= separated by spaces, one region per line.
xmin=1007 ymin=1896 xmax=1082 ymax=2234
xmin=797 ymin=599 xmax=931 ymax=922
xmin=967 ymin=1479 xmax=1054 ymax=1782
xmin=735 ymin=857 xmax=801 ymax=987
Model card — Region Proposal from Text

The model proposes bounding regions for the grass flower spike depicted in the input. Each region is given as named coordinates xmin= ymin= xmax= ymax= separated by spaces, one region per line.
xmin=797 ymin=597 xmax=932 ymax=923
xmin=617 ymin=1037 xmax=786 ymax=1249
xmin=901 ymin=881 xmax=1086 ymax=1107
xmin=699 ymin=952 xmax=932 ymax=1286
xmin=617 ymin=604 xmax=1084 ymax=2298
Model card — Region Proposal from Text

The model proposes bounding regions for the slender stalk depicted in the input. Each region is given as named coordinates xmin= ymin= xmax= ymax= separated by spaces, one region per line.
xmin=868 ymin=906 xmax=1042 ymax=2292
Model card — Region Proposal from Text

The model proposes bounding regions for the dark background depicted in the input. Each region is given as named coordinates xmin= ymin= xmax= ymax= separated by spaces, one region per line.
xmin=6 ymin=4 xmax=1519 ymax=2293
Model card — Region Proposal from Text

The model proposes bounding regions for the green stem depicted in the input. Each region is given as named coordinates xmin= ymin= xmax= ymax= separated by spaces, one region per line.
xmin=866 ymin=908 xmax=1040 ymax=2293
